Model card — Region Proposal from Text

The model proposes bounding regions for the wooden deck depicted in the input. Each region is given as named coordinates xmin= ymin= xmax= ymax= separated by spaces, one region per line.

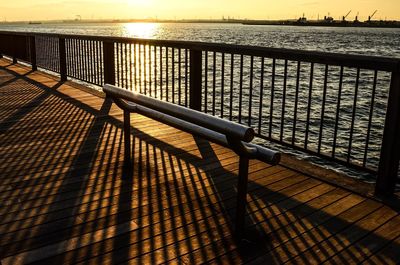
xmin=1 ymin=59 xmax=400 ymax=265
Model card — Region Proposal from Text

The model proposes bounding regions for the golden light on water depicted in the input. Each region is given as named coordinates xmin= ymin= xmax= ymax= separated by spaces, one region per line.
xmin=123 ymin=23 xmax=158 ymax=39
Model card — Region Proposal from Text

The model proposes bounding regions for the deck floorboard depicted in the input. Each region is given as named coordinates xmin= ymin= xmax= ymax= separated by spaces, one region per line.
xmin=1 ymin=59 xmax=400 ymax=264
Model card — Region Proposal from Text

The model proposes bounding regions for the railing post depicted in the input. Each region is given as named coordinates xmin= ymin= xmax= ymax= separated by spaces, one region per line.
xmin=103 ymin=41 xmax=115 ymax=85
xmin=189 ymin=49 xmax=202 ymax=111
xmin=59 ymin=37 xmax=67 ymax=81
xmin=376 ymin=69 xmax=400 ymax=196
xmin=29 ymin=36 xmax=37 ymax=71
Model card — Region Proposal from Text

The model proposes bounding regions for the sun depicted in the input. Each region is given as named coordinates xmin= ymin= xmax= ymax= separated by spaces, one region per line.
xmin=123 ymin=23 xmax=158 ymax=39
xmin=126 ymin=0 xmax=152 ymax=7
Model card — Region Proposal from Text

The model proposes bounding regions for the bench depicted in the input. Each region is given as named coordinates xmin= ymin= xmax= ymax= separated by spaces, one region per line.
xmin=103 ymin=84 xmax=281 ymax=239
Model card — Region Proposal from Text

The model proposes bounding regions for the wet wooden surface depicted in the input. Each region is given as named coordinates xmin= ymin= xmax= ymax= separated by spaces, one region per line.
xmin=1 ymin=59 xmax=400 ymax=264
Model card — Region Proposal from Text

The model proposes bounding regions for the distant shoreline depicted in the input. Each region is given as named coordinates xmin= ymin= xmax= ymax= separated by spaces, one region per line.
xmin=1 ymin=18 xmax=400 ymax=29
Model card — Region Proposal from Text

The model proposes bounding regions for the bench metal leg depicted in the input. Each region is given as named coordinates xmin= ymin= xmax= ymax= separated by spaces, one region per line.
xmin=235 ymin=155 xmax=249 ymax=239
xmin=123 ymin=110 xmax=132 ymax=176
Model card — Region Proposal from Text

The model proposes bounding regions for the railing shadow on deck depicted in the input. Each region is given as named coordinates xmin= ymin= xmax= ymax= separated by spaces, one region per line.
xmin=0 ymin=65 xmax=400 ymax=264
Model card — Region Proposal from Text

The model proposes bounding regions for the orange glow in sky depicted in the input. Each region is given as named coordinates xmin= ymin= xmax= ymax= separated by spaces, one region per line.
xmin=1 ymin=0 xmax=399 ymax=21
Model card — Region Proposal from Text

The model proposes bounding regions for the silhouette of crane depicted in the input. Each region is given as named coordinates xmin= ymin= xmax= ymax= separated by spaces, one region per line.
xmin=368 ymin=10 xmax=377 ymax=22
xmin=342 ymin=10 xmax=352 ymax=21
xmin=354 ymin=12 xmax=359 ymax=22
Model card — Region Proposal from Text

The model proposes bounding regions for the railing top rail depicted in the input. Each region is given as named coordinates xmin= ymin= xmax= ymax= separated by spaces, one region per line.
xmin=103 ymin=84 xmax=255 ymax=142
xmin=1 ymin=30 xmax=399 ymax=72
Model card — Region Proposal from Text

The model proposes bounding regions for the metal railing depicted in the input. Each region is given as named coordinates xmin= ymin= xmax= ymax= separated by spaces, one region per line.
xmin=103 ymin=83 xmax=280 ymax=238
xmin=0 ymin=30 xmax=399 ymax=196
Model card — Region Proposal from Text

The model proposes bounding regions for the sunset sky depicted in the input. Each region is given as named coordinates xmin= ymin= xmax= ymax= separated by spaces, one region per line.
xmin=1 ymin=0 xmax=399 ymax=22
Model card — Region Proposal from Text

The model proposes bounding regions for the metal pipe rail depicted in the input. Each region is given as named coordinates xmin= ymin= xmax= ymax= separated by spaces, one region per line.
xmin=103 ymin=84 xmax=280 ymax=239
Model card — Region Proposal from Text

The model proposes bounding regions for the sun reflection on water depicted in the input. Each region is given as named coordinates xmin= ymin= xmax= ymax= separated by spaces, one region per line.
xmin=122 ymin=23 xmax=159 ymax=39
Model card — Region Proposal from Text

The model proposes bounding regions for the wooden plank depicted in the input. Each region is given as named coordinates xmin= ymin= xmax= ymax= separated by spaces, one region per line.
xmin=176 ymin=187 xmax=351 ymax=265
xmin=286 ymin=205 xmax=397 ymax=264
xmin=0 ymin=165 xmax=289 ymax=253
xmin=1 ymin=220 xmax=139 ymax=265
xmin=365 ymin=234 xmax=400 ymax=265
xmin=35 ymin=174 xmax=312 ymax=265
xmin=323 ymin=215 xmax=400 ymax=264
xmin=1 ymin=63 xmax=400 ymax=265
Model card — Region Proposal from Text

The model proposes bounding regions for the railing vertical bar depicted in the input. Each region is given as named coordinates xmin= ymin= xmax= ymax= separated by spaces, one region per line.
xmin=212 ymin=51 xmax=216 ymax=116
xmin=305 ymin=63 xmax=314 ymax=149
xmin=81 ymin=39 xmax=85 ymax=80
xmin=347 ymin=68 xmax=360 ymax=163
xmin=56 ymin=38 xmax=59 ymax=72
xmin=248 ymin=56 xmax=254 ymax=126
xmin=239 ymin=54 xmax=244 ymax=123
xmin=91 ymin=41 xmax=95 ymax=84
xmin=318 ymin=64 xmax=329 ymax=154
xmin=166 ymin=47 xmax=169 ymax=101
xmin=48 ymin=38 xmax=52 ymax=70
xmin=133 ymin=43 xmax=138 ymax=90
xmin=121 ymin=43 xmax=125 ymax=88
xmin=65 ymin=39 xmax=69 ymax=75
xmin=154 ymin=46 xmax=157 ymax=98
xmin=125 ymin=43 xmax=129 ymax=88
xmin=47 ymin=38 xmax=50 ymax=70
xmin=269 ymin=58 xmax=276 ymax=138
xmin=101 ymin=41 xmax=104 ymax=84
xmin=52 ymin=38 xmax=55 ymax=71
xmin=129 ymin=44 xmax=133 ymax=90
xmin=332 ymin=66 xmax=344 ymax=158
xmin=74 ymin=39 xmax=78 ymax=78
xmin=149 ymin=44 xmax=152 ymax=96
xmin=84 ymin=39 xmax=89 ymax=81
xmin=185 ymin=48 xmax=188 ymax=107
xmin=159 ymin=46 xmax=163 ymax=99
xmin=363 ymin=70 xmax=378 ymax=167
xmin=116 ymin=43 xmax=121 ymax=86
xmin=258 ymin=57 xmax=265 ymax=134
xmin=125 ymin=43 xmax=129 ymax=89
xmin=44 ymin=37 xmax=48 ymax=69
xmin=69 ymin=39 xmax=74 ymax=76
xmin=221 ymin=53 xmax=225 ymax=118
xmin=143 ymin=44 xmax=148 ymax=95
xmin=280 ymin=59 xmax=288 ymax=142
xmin=292 ymin=61 xmax=301 ymax=145
xmin=204 ymin=51 xmax=208 ymax=113
xmin=122 ymin=42 xmax=126 ymax=87
xmin=178 ymin=48 xmax=182 ymax=105
xmin=89 ymin=40 xmax=97 ymax=84
xmin=87 ymin=40 xmax=92 ymax=83
xmin=46 ymin=37 xmax=49 ymax=70
xmin=229 ymin=53 xmax=234 ymax=121
xmin=97 ymin=41 xmax=102 ymax=85
xmin=139 ymin=44 xmax=142 ymax=93
xmin=172 ymin=48 xmax=175 ymax=102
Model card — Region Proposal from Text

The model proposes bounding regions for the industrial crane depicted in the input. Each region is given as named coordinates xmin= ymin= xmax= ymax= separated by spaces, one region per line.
xmin=342 ymin=10 xmax=352 ymax=21
xmin=354 ymin=12 xmax=359 ymax=22
xmin=368 ymin=10 xmax=377 ymax=22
